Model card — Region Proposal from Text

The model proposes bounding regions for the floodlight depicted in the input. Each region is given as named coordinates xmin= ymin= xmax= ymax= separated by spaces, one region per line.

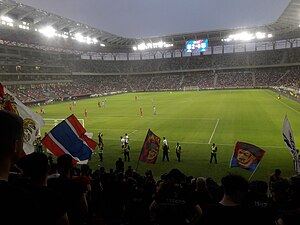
xmin=75 ymin=33 xmax=84 ymax=42
xmin=255 ymin=32 xmax=266 ymax=39
xmin=86 ymin=37 xmax=92 ymax=44
xmin=1 ymin=16 xmax=13 ymax=23
xmin=138 ymin=43 xmax=146 ymax=50
xmin=157 ymin=41 xmax=164 ymax=48
xmin=39 ymin=26 xmax=56 ymax=38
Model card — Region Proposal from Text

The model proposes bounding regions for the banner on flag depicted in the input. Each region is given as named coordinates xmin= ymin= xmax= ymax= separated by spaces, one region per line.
xmin=0 ymin=83 xmax=44 ymax=155
xmin=139 ymin=129 xmax=161 ymax=164
xmin=42 ymin=114 xmax=97 ymax=164
xmin=230 ymin=141 xmax=265 ymax=172
xmin=282 ymin=115 xmax=300 ymax=174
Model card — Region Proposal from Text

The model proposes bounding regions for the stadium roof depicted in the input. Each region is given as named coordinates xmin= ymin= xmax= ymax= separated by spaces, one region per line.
xmin=0 ymin=0 xmax=300 ymax=50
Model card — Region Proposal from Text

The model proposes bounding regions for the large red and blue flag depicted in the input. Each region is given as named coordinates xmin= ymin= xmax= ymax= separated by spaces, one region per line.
xmin=42 ymin=114 xmax=97 ymax=164
xmin=230 ymin=141 xmax=265 ymax=172
xmin=139 ymin=129 xmax=161 ymax=164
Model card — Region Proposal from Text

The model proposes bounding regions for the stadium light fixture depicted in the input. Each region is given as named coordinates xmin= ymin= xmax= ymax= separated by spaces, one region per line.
xmin=73 ymin=33 xmax=98 ymax=44
xmin=75 ymin=33 xmax=84 ymax=42
xmin=0 ymin=16 xmax=14 ymax=27
xmin=39 ymin=26 xmax=56 ymax=38
xmin=1 ymin=16 xmax=13 ymax=23
xmin=133 ymin=41 xmax=173 ymax=51
xmin=223 ymin=31 xmax=273 ymax=42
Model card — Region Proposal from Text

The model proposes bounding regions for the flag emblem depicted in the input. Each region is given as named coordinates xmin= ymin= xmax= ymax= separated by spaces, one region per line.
xmin=139 ymin=129 xmax=161 ymax=164
xmin=230 ymin=141 xmax=265 ymax=172
xmin=0 ymin=83 xmax=44 ymax=155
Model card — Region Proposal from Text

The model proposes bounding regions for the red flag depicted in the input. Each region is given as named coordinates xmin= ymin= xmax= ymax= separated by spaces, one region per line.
xmin=139 ymin=129 xmax=161 ymax=164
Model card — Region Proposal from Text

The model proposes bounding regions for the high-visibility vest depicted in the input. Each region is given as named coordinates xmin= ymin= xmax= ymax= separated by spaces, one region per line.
xmin=211 ymin=145 xmax=217 ymax=154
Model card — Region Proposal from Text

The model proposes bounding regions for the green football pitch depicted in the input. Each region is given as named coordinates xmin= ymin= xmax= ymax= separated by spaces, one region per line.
xmin=32 ymin=89 xmax=300 ymax=183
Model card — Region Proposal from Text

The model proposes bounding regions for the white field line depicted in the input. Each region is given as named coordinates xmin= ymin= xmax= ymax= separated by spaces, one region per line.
xmin=91 ymin=116 xmax=219 ymax=120
xmin=128 ymin=130 xmax=138 ymax=135
xmin=265 ymin=90 xmax=300 ymax=115
xmin=208 ymin=119 xmax=220 ymax=144
xmin=278 ymin=100 xmax=300 ymax=115
xmin=85 ymin=136 xmax=286 ymax=149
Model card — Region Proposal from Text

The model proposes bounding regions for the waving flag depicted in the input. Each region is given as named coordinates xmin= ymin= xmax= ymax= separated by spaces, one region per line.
xmin=42 ymin=114 xmax=97 ymax=164
xmin=230 ymin=141 xmax=265 ymax=172
xmin=282 ymin=115 xmax=300 ymax=174
xmin=0 ymin=83 xmax=44 ymax=155
xmin=139 ymin=129 xmax=161 ymax=164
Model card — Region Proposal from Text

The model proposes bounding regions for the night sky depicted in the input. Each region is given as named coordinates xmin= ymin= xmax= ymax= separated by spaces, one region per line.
xmin=16 ymin=0 xmax=290 ymax=38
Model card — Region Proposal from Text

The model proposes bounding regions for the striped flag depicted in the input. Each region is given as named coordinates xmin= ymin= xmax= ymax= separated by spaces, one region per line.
xmin=139 ymin=129 xmax=161 ymax=164
xmin=282 ymin=115 xmax=300 ymax=174
xmin=42 ymin=114 xmax=97 ymax=164
xmin=230 ymin=141 xmax=265 ymax=172
xmin=0 ymin=83 xmax=44 ymax=155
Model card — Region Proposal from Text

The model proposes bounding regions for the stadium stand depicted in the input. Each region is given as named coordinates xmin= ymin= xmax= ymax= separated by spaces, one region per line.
xmin=1 ymin=0 xmax=300 ymax=224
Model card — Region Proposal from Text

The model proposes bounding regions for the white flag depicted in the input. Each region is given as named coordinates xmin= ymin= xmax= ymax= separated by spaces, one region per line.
xmin=282 ymin=115 xmax=300 ymax=174
xmin=0 ymin=83 xmax=44 ymax=154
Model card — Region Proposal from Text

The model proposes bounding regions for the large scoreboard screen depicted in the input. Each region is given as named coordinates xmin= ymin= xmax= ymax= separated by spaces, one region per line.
xmin=185 ymin=39 xmax=208 ymax=55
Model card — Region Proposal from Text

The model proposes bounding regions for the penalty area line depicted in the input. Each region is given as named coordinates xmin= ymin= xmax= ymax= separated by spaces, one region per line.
xmin=128 ymin=130 xmax=138 ymax=135
xmin=208 ymin=119 xmax=220 ymax=144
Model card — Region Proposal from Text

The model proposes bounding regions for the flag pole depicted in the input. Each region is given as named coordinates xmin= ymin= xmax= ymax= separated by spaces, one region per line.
xmin=135 ymin=158 xmax=141 ymax=172
xmin=248 ymin=161 xmax=261 ymax=181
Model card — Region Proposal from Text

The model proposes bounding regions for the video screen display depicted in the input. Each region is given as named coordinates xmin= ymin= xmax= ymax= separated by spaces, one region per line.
xmin=186 ymin=39 xmax=208 ymax=55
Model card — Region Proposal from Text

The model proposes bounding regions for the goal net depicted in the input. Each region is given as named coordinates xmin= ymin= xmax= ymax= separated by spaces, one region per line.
xmin=44 ymin=118 xmax=85 ymax=128
xmin=183 ymin=86 xmax=200 ymax=91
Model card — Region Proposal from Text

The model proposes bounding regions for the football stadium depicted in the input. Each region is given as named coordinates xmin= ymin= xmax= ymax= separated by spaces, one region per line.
xmin=1 ymin=0 xmax=300 ymax=224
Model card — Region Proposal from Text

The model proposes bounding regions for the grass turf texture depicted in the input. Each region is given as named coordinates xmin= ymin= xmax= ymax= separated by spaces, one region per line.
xmin=32 ymin=89 xmax=300 ymax=183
